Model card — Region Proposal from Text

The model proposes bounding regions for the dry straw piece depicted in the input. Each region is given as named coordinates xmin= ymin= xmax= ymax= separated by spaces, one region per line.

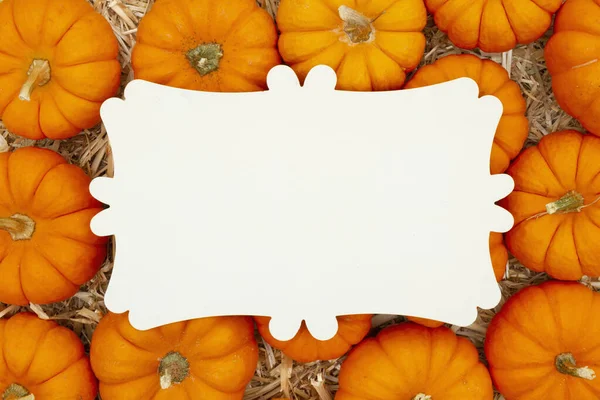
xmin=0 ymin=0 xmax=595 ymax=399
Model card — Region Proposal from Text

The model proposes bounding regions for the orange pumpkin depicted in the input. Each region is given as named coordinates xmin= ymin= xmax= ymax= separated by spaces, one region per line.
xmin=426 ymin=0 xmax=562 ymax=53
xmin=499 ymin=130 xmax=600 ymax=280
xmin=0 ymin=312 xmax=97 ymax=400
xmin=545 ymin=0 xmax=600 ymax=135
xmin=277 ymin=0 xmax=427 ymax=91
xmin=0 ymin=0 xmax=121 ymax=140
xmin=254 ymin=315 xmax=372 ymax=363
xmin=336 ymin=323 xmax=494 ymax=399
xmin=485 ymin=281 xmax=600 ymax=399
xmin=405 ymin=316 xmax=445 ymax=329
xmin=489 ymin=231 xmax=509 ymax=281
xmin=405 ymin=54 xmax=529 ymax=174
xmin=0 ymin=147 xmax=108 ymax=305
xmin=132 ymin=0 xmax=281 ymax=92
xmin=90 ymin=312 xmax=258 ymax=399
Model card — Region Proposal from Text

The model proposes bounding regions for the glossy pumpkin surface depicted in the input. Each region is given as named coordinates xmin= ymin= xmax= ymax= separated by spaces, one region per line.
xmin=336 ymin=323 xmax=494 ymax=399
xmin=0 ymin=312 xmax=97 ymax=400
xmin=90 ymin=312 xmax=258 ymax=400
xmin=500 ymin=130 xmax=600 ymax=280
xmin=132 ymin=0 xmax=281 ymax=92
xmin=485 ymin=281 xmax=600 ymax=399
xmin=405 ymin=54 xmax=529 ymax=174
xmin=254 ymin=315 xmax=372 ymax=363
xmin=277 ymin=0 xmax=427 ymax=91
xmin=0 ymin=0 xmax=121 ymax=140
xmin=0 ymin=147 xmax=108 ymax=305
xmin=545 ymin=0 xmax=600 ymax=135
xmin=426 ymin=0 xmax=562 ymax=52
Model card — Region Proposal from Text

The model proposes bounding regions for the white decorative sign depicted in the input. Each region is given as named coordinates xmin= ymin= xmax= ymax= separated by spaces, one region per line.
xmin=91 ymin=65 xmax=514 ymax=342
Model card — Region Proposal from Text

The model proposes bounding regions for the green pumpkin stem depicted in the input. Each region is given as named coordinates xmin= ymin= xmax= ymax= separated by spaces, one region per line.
xmin=0 ymin=214 xmax=35 ymax=241
xmin=556 ymin=353 xmax=596 ymax=380
xmin=159 ymin=351 xmax=190 ymax=389
xmin=186 ymin=43 xmax=223 ymax=76
xmin=2 ymin=383 xmax=34 ymax=400
xmin=19 ymin=59 xmax=51 ymax=102
xmin=338 ymin=6 xmax=376 ymax=44
xmin=546 ymin=190 xmax=585 ymax=214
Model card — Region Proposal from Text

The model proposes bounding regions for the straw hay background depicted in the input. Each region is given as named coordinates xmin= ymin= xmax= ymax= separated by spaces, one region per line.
xmin=0 ymin=0 xmax=598 ymax=399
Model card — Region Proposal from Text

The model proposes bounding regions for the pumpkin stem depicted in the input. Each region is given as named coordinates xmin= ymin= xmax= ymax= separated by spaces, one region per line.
xmin=556 ymin=353 xmax=596 ymax=380
xmin=412 ymin=394 xmax=432 ymax=400
xmin=158 ymin=351 xmax=190 ymax=389
xmin=338 ymin=6 xmax=377 ymax=44
xmin=19 ymin=59 xmax=51 ymax=102
xmin=186 ymin=43 xmax=223 ymax=77
xmin=0 ymin=214 xmax=35 ymax=241
xmin=546 ymin=190 xmax=585 ymax=214
xmin=2 ymin=383 xmax=34 ymax=400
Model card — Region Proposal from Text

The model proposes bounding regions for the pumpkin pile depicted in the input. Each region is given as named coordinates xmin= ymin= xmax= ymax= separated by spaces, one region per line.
xmin=1 ymin=0 xmax=600 ymax=398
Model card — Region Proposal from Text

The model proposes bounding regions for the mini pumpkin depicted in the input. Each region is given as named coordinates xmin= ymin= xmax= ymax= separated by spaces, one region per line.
xmin=485 ymin=281 xmax=600 ymax=399
xmin=499 ymin=130 xmax=600 ymax=280
xmin=545 ymin=0 xmax=600 ymax=135
xmin=336 ymin=323 xmax=494 ymax=399
xmin=132 ymin=0 xmax=281 ymax=92
xmin=0 ymin=147 xmax=108 ymax=305
xmin=0 ymin=312 xmax=97 ymax=400
xmin=405 ymin=316 xmax=445 ymax=329
xmin=254 ymin=315 xmax=372 ymax=363
xmin=277 ymin=0 xmax=427 ymax=91
xmin=0 ymin=0 xmax=121 ymax=140
xmin=426 ymin=0 xmax=562 ymax=53
xmin=405 ymin=54 xmax=529 ymax=174
xmin=90 ymin=312 xmax=258 ymax=399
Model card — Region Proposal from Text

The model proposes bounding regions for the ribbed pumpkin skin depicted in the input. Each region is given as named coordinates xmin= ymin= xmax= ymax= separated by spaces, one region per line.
xmin=405 ymin=316 xmax=446 ymax=328
xmin=0 ymin=0 xmax=121 ymax=140
xmin=336 ymin=323 xmax=494 ymax=400
xmin=0 ymin=147 xmax=108 ymax=306
xmin=0 ymin=313 xmax=98 ymax=400
xmin=489 ymin=232 xmax=508 ymax=281
xmin=132 ymin=0 xmax=281 ymax=92
xmin=405 ymin=54 xmax=529 ymax=175
xmin=426 ymin=0 xmax=562 ymax=52
xmin=545 ymin=0 xmax=600 ymax=135
xmin=254 ymin=315 xmax=372 ymax=363
xmin=500 ymin=130 xmax=600 ymax=280
xmin=90 ymin=312 xmax=259 ymax=400
xmin=277 ymin=0 xmax=427 ymax=91
xmin=485 ymin=281 xmax=600 ymax=399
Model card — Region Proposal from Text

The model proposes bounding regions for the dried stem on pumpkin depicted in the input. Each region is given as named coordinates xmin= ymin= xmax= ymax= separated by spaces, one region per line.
xmin=525 ymin=193 xmax=600 ymax=221
xmin=556 ymin=353 xmax=596 ymax=380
